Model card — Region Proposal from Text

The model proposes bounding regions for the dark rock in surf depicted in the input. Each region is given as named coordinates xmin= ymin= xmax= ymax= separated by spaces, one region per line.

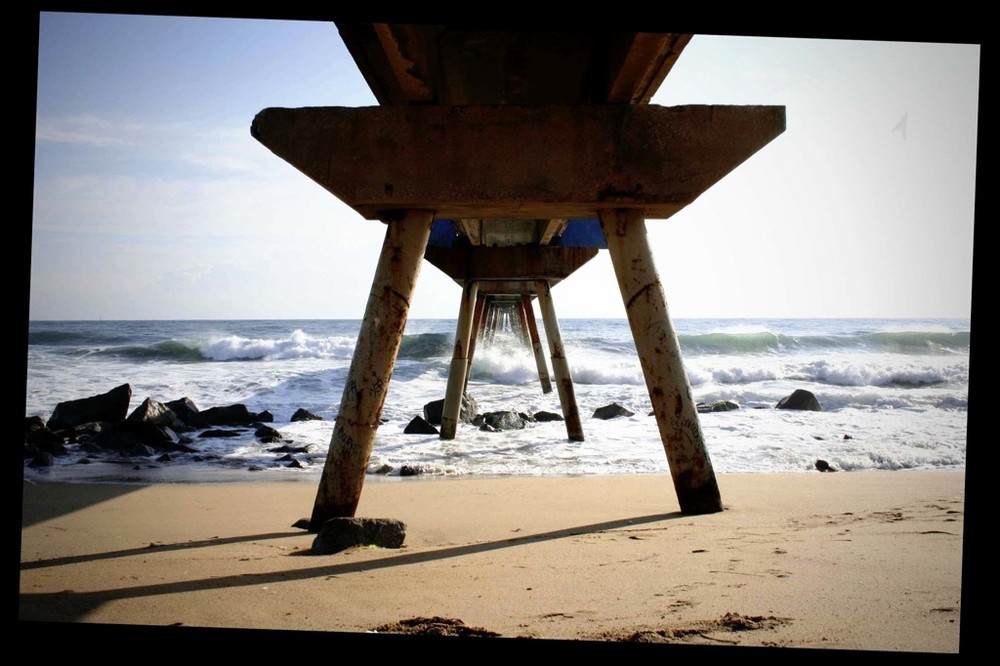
xmin=201 ymin=404 xmax=260 ymax=426
xmin=165 ymin=397 xmax=210 ymax=429
xmin=64 ymin=422 xmax=104 ymax=443
xmin=423 ymin=393 xmax=478 ymax=425
xmin=127 ymin=397 xmax=180 ymax=427
xmin=124 ymin=443 xmax=156 ymax=457
xmin=291 ymin=408 xmax=324 ymax=422
xmin=198 ymin=429 xmax=245 ymax=438
xmin=95 ymin=420 xmax=175 ymax=451
xmin=776 ymin=389 xmax=821 ymax=411
xmin=25 ymin=424 xmax=64 ymax=448
xmin=27 ymin=437 xmax=68 ymax=456
xmin=697 ymin=400 xmax=740 ymax=413
xmin=257 ymin=410 xmax=274 ymax=423
xmin=255 ymin=425 xmax=284 ymax=443
xmin=593 ymin=403 xmax=635 ymax=420
xmin=28 ymin=452 xmax=55 ymax=468
xmin=48 ymin=383 xmax=132 ymax=430
xmin=268 ymin=444 xmax=311 ymax=453
xmin=80 ymin=441 xmax=106 ymax=454
xmin=533 ymin=411 xmax=564 ymax=422
xmin=473 ymin=411 xmax=526 ymax=431
xmin=815 ymin=459 xmax=838 ymax=472
xmin=311 ymin=517 xmax=407 ymax=555
xmin=403 ymin=416 xmax=439 ymax=435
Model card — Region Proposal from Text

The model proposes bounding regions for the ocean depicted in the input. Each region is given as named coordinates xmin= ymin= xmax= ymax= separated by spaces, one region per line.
xmin=24 ymin=317 xmax=969 ymax=483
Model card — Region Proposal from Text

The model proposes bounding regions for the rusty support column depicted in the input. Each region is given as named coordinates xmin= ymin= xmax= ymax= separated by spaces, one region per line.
xmin=535 ymin=280 xmax=584 ymax=441
xmin=309 ymin=210 xmax=434 ymax=528
xmin=441 ymin=281 xmax=480 ymax=440
xmin=599 ymin=208 xmax=722 ymax=514
xmin=463 ymin=293 xmax=486 ymax=392
xmin=522 ymin=294 xmax=552 ymax=394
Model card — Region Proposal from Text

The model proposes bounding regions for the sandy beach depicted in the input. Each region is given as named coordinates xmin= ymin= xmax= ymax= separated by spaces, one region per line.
xmin=18 ymin=470 xmax=966 ymax=652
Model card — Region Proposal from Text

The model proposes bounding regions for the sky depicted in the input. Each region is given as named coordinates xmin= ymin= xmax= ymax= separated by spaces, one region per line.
xmin=30 ymin=14 xmax=980 ymax=320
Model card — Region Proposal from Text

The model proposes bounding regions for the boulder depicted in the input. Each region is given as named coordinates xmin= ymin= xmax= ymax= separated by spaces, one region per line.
xmin=94 ymin=421 xmax=174 ymax=451
xmin=201 ymin=404 xmax=260 ymax=426
xmin=257 ymin=410 xmax=274 ymax=423
xmin=255 ymin=425 xmax=284 ymax=443
xmin=48 ymin=384 xmax=132 ymax=430
xmin=815 ymin=459 xmax=838 ymax=472
xmin=403 ymin=416 xmax=439 ymax=435
xmin=28 ymin=452 xmax=55 ymax=468
xmin=593 ymin=403 xmax=635 ymax=420
xmin=25 ymin=425 xmax=64 ymax=448
xmin=697 ymin=400 xmax=740 ymax=413
xmin=198 ymin=429 xmax=245 ymax=438
xmin=291 ymin=408 xmax=324 ymax=422
xmin=25 ymin=415 xmax=46 ymax=433
xmin=311 ymin=517 xmax=407 ymax=554
xmin=533 ymin=411 xmax=564 ymax=422
xmin=268 ymin=444 xmax=311 ymax=453
xmin=422 ymin=393 xmax=478 ymax=425
xmin=776 ymin=389 xmax=821 ymax=411
xmin=165 ymin=397 xmax=210 ymax=429
xmin=126 ymin=397 xmax=179 ymax=427
xmin=473 ymin=411 xmax=526 ymax=431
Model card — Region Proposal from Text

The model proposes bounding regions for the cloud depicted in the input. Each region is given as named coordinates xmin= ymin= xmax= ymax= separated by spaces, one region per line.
xmin=35 ymin=115 xmax=139 ymax=147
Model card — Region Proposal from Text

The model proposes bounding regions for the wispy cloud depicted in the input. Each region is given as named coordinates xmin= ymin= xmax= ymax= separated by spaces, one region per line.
xmin=181 ymin=153 xmax=257 ymax=172
xmin=35 ymin=115 xmax=141 ymax=147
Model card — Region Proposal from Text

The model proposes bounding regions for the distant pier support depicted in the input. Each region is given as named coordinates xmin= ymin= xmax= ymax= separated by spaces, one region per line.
xmin=463 ymin=294 xmax=487 ymax=392
xmin=441 ymin=281 xmax=480 ymax=439
xmin=310 ymin=210 xmax=433 ymax=527
xmin=599 ymin=209 xmax=722 ymax=514
xmin=522 ymin=294 xmax=552 ymax=394
xmin=535 ymin=280 xmax=584 ymax=442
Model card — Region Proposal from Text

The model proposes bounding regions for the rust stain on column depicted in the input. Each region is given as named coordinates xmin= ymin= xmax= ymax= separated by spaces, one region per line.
xmin=309 ymin=210 xmax=434 ymax=528
xmin=599 ymin=208 xmax=722 ymax=514
xmin=535 ymin=280 xmax=584 ymax=442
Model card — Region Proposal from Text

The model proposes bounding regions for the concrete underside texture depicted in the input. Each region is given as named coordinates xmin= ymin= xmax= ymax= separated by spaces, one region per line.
xmin=253 ymin=102 xmax=784 ymax=519
xmin=251 ymin=104 xmax=785 ymax=220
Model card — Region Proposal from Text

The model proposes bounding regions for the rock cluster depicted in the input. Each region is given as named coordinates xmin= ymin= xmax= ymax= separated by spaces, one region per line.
xmin=24 ymin=384 xmax=325 ymax=471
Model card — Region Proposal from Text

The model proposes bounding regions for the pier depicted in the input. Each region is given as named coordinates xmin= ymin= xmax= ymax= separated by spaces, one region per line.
xmin=251 ymin=25 xmax=785 ymax=527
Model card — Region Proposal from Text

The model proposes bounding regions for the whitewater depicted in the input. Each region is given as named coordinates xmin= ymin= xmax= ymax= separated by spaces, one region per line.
xmin=24 ymin=317 xmax=969 ymax=482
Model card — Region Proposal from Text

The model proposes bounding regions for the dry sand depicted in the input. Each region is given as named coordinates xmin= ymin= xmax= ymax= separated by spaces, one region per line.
xmin=19 ymin=471 xmax=965 ymax=652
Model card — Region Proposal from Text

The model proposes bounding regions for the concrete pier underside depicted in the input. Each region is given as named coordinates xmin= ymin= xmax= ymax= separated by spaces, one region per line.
xmin=252 ymin=25 xmax=785 ymax=527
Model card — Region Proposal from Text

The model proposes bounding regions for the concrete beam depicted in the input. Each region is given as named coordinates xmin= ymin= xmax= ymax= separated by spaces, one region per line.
xmin=251 ymin=104 xmax=785 ymax=221
xmin=424 ymin=246 xmax=598 ymax=284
